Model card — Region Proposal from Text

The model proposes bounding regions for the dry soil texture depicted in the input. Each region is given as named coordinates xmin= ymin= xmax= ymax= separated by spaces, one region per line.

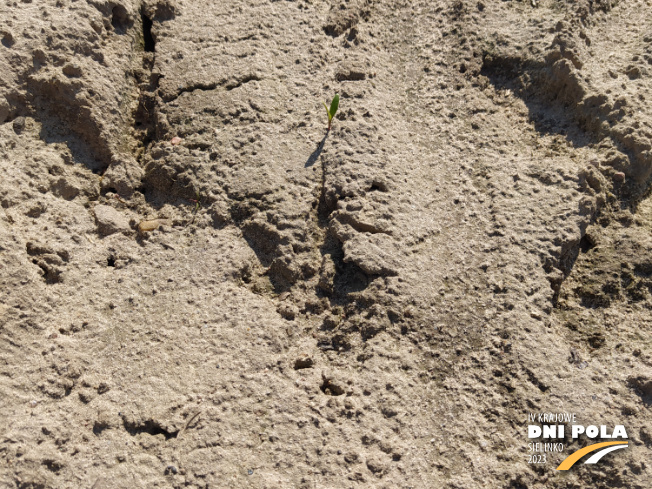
xmin=0 ymin=0 xmax=651 ymax=488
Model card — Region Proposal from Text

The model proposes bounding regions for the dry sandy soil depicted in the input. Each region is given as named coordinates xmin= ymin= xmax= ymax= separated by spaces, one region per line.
xmin=0 ymin=0 xmax=651 ymax=488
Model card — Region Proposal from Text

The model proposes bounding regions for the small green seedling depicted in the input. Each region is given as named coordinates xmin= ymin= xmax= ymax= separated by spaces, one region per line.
xmin=189 ymin=190 xmax=201 ymax=214
xmin=323 ymin=94 xmax=339 ymax=131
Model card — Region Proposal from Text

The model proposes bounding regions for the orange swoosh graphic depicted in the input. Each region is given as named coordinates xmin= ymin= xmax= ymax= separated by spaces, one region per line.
xmin=556 ymin=441 xmax=629 ymax=471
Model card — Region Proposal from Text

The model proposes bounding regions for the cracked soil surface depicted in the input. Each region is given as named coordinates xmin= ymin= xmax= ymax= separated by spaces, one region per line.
xmin=0 ymin=0 xmax=651 ymax=488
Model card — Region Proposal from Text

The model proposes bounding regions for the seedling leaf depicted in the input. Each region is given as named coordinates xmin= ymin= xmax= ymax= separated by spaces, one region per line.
xmin=329 ymin=94 xmax=339 ymax=119
xmin=324 ymin=94 xmax=340 ymax=130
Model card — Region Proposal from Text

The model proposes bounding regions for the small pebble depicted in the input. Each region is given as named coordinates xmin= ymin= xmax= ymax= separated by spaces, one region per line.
xmin=170 ymin=136 xmax=182 ymax=145
xmin=12 ymin=116 xmax=26 ymax=134
xmin=138 ymin=219 xmax=162 ymax=233
xmin=613 ymin=172 xmax=626 ymax=183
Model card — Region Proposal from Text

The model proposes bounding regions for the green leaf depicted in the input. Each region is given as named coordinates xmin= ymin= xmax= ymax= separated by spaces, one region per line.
xmin=323 ymin=101 xmax=332 ymax=121
xmin=329 ymin=94 xmax=339 ymax=119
